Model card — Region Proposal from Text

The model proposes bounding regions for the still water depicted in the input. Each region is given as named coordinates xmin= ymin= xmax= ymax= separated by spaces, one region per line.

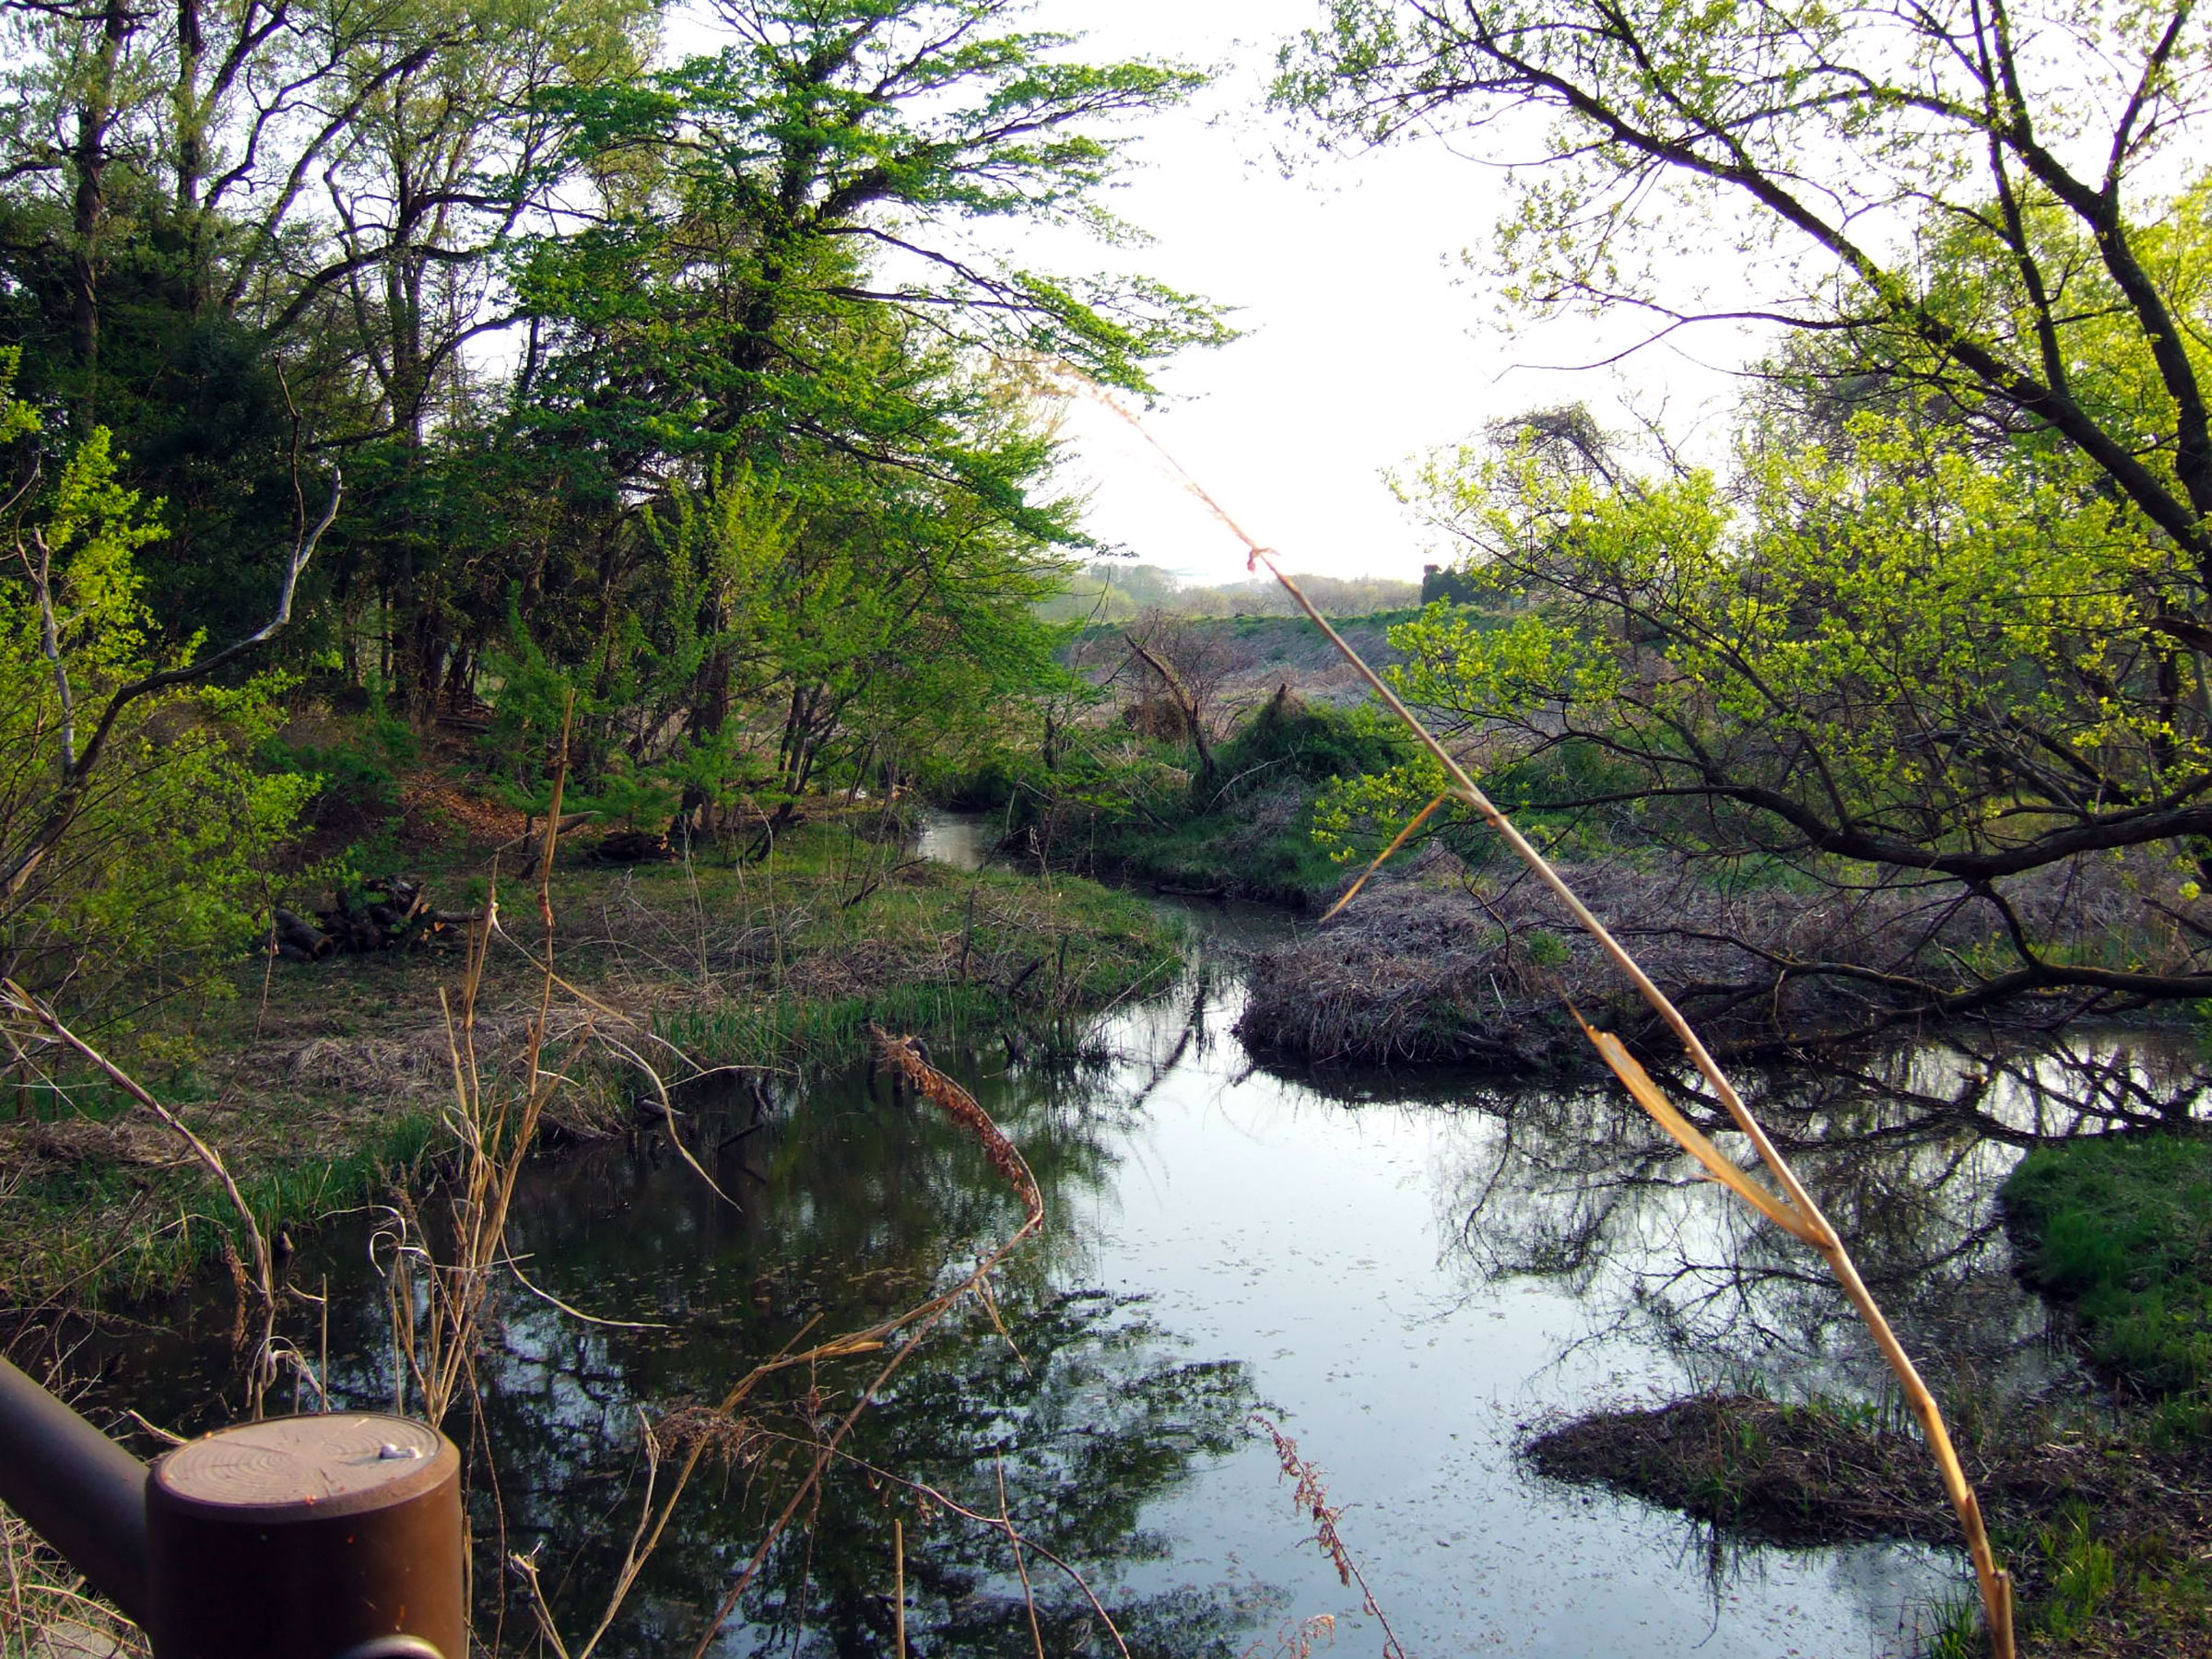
xmin=101 ymin=818 xmax=2147 ymax=1658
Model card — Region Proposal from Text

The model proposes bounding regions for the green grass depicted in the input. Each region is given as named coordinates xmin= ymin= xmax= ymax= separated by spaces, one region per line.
xmin=1081 ymin=800 xmax=1351 ymax=910
xmin=2003 ymin=1130 xmax=2212 ymax=1420
xmin=2 ymin=1101 xmax=443 ymax=1303
xmin=1918 ymin=1594 xmax=1983 ymax=1659
xmin=2 ymin=816 xmax=1181 ymax=1311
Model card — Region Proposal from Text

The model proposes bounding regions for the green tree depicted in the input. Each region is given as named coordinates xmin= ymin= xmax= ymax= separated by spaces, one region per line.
xmin=1279 ymin=0 xmax=2212 ymax=564
xmin=1282 ymin=0 xmax=2212 ymax=1032
xmin=482 ymin=1 xmax=1223 ymax=809
xmin=0 ymin=351 xmax=330 ymax=1002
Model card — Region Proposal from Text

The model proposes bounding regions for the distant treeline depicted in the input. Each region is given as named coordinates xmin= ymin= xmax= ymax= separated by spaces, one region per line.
xmin=1037 ymin=561 xmax=1422 ymax=622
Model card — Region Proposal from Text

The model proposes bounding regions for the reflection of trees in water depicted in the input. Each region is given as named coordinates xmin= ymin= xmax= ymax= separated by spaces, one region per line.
xmin=468 ymin=1287 xmax=1256 ymax=1658
xmin=1422 ymin=1033 xmax=2212 ymax=1398
xmin=344 ymin=1041 xmax=1265 ymax=1658
xmin=56 ymin=986 xmax=1268 ymax=1656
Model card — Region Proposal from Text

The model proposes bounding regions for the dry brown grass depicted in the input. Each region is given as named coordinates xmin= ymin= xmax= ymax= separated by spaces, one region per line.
xmin=1238 ymin=849 xmax=2164 ymax=1070
xmin=2 ymin=1501 xmax=147 ymax=1659
xmin=1253 ymin=1416 xmax=1406 ymax=1659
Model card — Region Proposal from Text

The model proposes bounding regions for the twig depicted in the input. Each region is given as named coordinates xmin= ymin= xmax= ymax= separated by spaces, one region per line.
xmin=1253 ymin=1416 xmax=1406 ymax=1659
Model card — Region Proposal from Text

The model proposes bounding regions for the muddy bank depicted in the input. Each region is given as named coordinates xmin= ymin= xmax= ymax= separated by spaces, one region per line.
xmin=1528 ymin=1392 xmax=2212 ymax=1654
xmin=1235 ymin=853 xmax=2157 ymax=1068
xmin=0 ymin=823 xmax=1180 ymax=1313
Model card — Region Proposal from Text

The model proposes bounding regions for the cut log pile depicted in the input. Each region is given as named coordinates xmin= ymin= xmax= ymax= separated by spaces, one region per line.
xmin=592 ymin=829 xmax=674 ymax=864
xmin=269 ymin=878 xmax=482 ymax=960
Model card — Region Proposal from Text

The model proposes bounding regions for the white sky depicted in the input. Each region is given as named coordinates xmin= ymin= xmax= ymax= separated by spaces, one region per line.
xmin=1006 ymin=0 xmax=1769 ymax=585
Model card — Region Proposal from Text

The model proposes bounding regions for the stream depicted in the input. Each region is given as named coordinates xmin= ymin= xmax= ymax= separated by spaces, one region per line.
xmin=79 ymin=812 xmax=2193 ymax=1658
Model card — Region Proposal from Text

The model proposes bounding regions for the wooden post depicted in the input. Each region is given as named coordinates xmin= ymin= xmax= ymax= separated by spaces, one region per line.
xmin=145 ymin=1413 xmax=465 ymax=1659
xmin=2 ymin=1362 xmax=468 ymax=1658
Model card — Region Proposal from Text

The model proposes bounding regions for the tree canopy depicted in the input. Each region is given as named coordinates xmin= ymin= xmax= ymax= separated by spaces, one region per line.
xmin=0 ymin=0 xmax=1225 ymax=866
xmin=1282 ymin=0 xmax=2212 ymax=1033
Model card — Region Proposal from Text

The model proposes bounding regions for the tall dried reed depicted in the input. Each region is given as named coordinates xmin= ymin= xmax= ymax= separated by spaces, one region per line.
xmin=509 ymin=1026 xmax=1050 ymax=1659
xmin=1084 ymin=382 xmax=2017 ymax=1657
xmin=1253 ymin=1415 xmax=1405 ymax=1659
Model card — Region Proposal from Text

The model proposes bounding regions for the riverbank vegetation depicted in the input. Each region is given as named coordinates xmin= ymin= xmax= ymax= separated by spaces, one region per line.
xmin=0 ymin=801 xmax=1175 ymax=1311
xmin=1272 ymin=0 xmax=2212 ymax=1053
xmin=0 ymin=0 xmax=1226 ymax=1316
xmin=1514 ymin=1124 xmax=2212 ymax=1656
xmin=5 ymin=0 xmax=2212 ymax=1650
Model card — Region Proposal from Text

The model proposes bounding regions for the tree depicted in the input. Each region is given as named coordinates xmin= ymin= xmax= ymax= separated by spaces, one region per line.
xmin=0 ymin=350 xmax=333 ymax=1002
xmin=1278 ymin=0 xmax=2212 ymax=564
xmin=479 ymin=0 xmax=1225 ymax=806
xmin=1280 ymin=0 xmax=2212 ymax=1034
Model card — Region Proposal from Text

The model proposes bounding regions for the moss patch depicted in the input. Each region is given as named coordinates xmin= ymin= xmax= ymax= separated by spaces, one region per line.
xmin=2003 ymin=1131 xmax=2212 ymax=1430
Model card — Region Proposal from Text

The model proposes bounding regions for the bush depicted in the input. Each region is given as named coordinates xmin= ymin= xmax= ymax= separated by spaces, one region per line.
xmin=1214 ymin=688 xmax=1408 ymax=789
xmin=262 ymin=687 xmax=418 ymax=812
xmin=0 ymin=362 xmax=314 ymax=1001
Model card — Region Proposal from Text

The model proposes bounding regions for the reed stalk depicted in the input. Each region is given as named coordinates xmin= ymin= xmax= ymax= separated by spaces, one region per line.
xmin=513 ymin=1025 xmax=1049 ymax=1659
xmin=1088 ymin=387 xmax=2016 ymax=1656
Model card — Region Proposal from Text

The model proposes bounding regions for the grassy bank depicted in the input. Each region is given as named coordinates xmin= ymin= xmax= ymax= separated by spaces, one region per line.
xmin=1521 ymin=1131 xmax=2212 ymax=1657
xmin=2004 ymin=1130 xmax=2212 ymax=1440
xmin=0 ymin=814 xmax=1180 ymax=1312
xmin=1528 ymin=1391 xmax=2212 ymax=1656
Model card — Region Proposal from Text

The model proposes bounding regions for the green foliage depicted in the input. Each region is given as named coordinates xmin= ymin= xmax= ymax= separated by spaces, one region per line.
xmin=1280 ymin=0 xmax=2212 ymax=1023
xmin=0 ymin=359 xmax=313 ymax=1000
xmin=990 ymin=691 xmax=1415 ymax=907
xmin=2036 ymin=1505 xmax=2121 ymax=1641
xmin=2004 ymin=1133 xmax=2212 ymax=1424
xmin=1918 ymin=1594 xmax=1984 ymax=1659
xmin=1215 ymin=693 xmax=1408 ymax=786
xmin=261 ymin=687 xmax=418 ymax=813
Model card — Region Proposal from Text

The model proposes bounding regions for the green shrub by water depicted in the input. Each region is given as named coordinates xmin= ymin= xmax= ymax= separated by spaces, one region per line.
xmin=1212 ymin=694 xmax=1408 ymax=787
xmin=940 ymin=692 xmax=1411 ymax=907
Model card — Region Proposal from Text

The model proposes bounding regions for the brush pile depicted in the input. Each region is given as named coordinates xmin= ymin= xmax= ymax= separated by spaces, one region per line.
xmin=1236 ymin=851 xmax=2150 ymax=1066
xmin=268 ymin=877 xmax=480 ymax=960
xmin=592 ymin=829 xmax=675 ymax=863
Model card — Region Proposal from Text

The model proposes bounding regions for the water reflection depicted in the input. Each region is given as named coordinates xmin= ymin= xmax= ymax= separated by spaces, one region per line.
xmin=1300 ymin=1024 xmax=2212 ymax=1413
xmin=53 ymin=933 xmax=2210 ymax=1655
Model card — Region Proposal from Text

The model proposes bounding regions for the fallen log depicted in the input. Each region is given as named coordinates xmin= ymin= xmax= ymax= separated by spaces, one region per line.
xmin=494 ymin=810 xmax=598 ymax=855
xmin=593 ymin=829 xmax=674 ymax=864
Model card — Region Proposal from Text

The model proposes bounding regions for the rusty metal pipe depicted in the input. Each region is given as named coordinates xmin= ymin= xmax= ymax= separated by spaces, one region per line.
xmin=0 ymin=1354 xmax=152 ymax=1627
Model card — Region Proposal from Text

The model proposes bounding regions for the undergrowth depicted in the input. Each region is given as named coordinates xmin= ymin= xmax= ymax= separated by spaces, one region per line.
xmin=2003 ymin=1130 xmax=2212 ymax=1437
xmin=0 ymin=817 xmax=1178 ymax=1312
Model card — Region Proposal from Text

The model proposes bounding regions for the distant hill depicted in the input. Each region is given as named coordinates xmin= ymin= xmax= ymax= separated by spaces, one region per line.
xmin=1037 ymin=560 xmax=1421 ymax=623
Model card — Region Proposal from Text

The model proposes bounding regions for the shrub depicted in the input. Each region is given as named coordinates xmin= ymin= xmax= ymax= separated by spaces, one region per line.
xmin=0 ymin=358 xmax=314 ymax=1002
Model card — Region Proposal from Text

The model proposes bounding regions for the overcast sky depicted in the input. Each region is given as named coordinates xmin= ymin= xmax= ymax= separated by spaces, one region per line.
xmin=1007 ymin=0 xmax=1769 ymax=586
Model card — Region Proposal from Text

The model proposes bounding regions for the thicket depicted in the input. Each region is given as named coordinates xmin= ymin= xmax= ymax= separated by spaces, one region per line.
xmin=0 ymin=0 xmax=1238 ymax=1021
xmin=943 ymin=682 xmax=1413 ymax=908
xmin=0 ymin=353 xmax=319 ymax=1006
xmin=1281 ymin=0 xmax=2212 ymax=1041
